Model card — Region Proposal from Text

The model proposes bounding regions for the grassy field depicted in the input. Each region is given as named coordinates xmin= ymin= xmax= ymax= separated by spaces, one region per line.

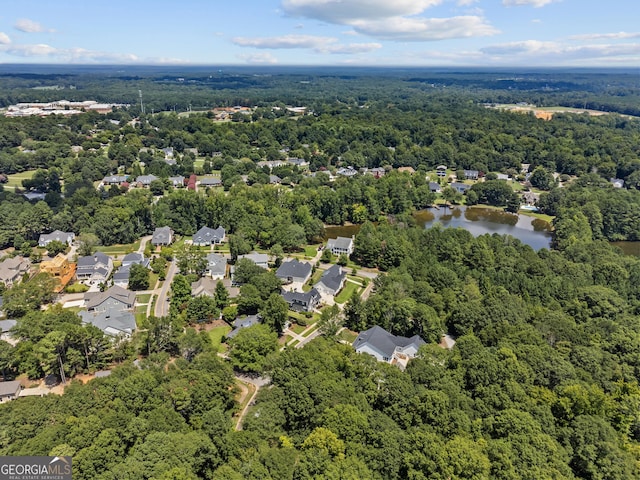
xmin=96 ymin=240 xmax=142 ymax=257
xmin=335 ymin=282 xmax=361 ymax=304
xmin=338 ymin=329 xmax=358 ymax=344
xmin=303 ymin=245 xmax=321 ymax=257
xmin=290 ymin=323 xmax=307 ymax=335
xmin=3 ymin=170 xmax=38 ymax=190
xmin=136 ymin=293 xmax=152 ymax=304
xmin=208 ymin=325 xmax=231 ymax=352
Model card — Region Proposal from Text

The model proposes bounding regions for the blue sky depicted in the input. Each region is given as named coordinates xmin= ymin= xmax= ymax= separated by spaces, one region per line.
xmin=0 ymin=0 xmax=638 ymax=66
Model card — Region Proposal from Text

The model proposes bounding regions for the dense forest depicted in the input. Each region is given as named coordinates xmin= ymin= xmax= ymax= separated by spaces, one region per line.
xmin=1 ymin=67 xmax=640 ymax=478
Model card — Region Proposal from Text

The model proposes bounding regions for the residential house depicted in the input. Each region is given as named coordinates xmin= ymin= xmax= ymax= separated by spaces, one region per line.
xmin=353 ymin=325 xmax=425 ymax=368
xmin=463 ymin=170 xmax=479 ymax=180
xmin=0 ymin=256 xmax=31 ymax=287
xmin=81 ymin=286 xmax=136 ymax=337
xmin=0 ymin=319 xmax=17 ymax=346
xmin=364 ymin=167 xmax=386 ymax=178
xmin=257 ymin=160 xmax=286 ymax=169
xmin=238 ymin=253 xmax=269 ymax=269
xmin=206 ymin=253 xmax=227 ymax=279
xmin=191 ymin=277 xmax=238 ymax=299
xmin=226 ymin=315 xmax=261 ymax=339
xmin=336 ymin=167 xmax=358 ymax=177
xmin=102 ymin=175 xmax=128 ymax=186
xmin=315 ymin=264 xmax=346 ymax=297
xmin=38 ymin=230 xmax=75 ymax=247
xmin=436 ymin=165 xmax=448 ymax=177
xmin=168 ymin=176 xmax=185 ymax=188
xmin=522 ymin=191 xmax=540 ymax=206
xmin=152 ymin=226 xmax=173 ymax=247
xmin=76 ymin=252 xmax=113 ymax=285
xmin=187 ymin=174 xmax=197 ymax=190
xmin=610 ymin=178 xmax=625 ymax=189
xmin=326 ymin=236 xmax=354 ymax=256
xmin=450 ymin=182 xmax=471 ymax=194
xmin=496 ymin=173 xmax=510 ymax=181
xmin=0 ymin=381 xmax=22 ymax=402
xmin=135 ymin=174 xmax=158 ymax=188
xmin=193 ymin=226 xmax=226 ymax=246
xmin=40 ymin=254 xmax=76 ymax=293
xmin=282 ymin=288 xmax=321 ymax=312
xmin=276 ymin=259 xmax=312 ymax=289
xmin=162 ymin=147 xmax=174 ymax=159
xmin=287 ymin=158 xmax=309 ymax=168
xmin=199 ymin=177 xmax=222 ymax=188
xmin=112 ymin=253 xmax=149 ymax=288
xmin=269 ymin=175 xmax=281 ymax=185
xmin=23 ymin=192 xmax=46 ymax=201
xmin=429 ymin=182 xmax=441 ymax=193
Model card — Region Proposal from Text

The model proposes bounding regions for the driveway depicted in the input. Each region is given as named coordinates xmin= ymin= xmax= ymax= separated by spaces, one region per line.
xmin=154 ymin=259 xmax=177 ymax=317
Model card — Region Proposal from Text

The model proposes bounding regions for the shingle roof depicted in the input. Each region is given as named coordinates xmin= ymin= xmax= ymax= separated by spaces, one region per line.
xmin=193 ymin=226 xmax=225 ymax=244
xmin=76 ymin=252 xmax=110 ymax=268
xmin=316 ymin=264 xmax=346 ymax=293
xmin=80 ymin=307 xmax=136 ymax=336
xmin=85 ymin=286 xmax=135 ymax=310
xmin=326 ymin=236 xmax=353 ymax=251
xmin=275 ymin=259 xmax=312 ymax=281
xmin=227 ymin=315 xmax=261 ymax=338
xmin=0 ymin=380 xmax=21 ymax=397
xmin=354 ymin=325 xmax=425 ymax=359
xmin=152 ymin=226 xmax=173 ymax=245
xmin=206 ymin=253 xmax=227 ymax=276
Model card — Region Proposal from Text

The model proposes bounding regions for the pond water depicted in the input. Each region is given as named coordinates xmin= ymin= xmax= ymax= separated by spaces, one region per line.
xmin=325 ymin=206 xmax=554 ymax=251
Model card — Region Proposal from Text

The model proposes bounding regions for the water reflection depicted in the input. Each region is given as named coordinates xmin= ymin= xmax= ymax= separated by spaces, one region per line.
xmin=325 ymin=206 xmax=554 ymax=251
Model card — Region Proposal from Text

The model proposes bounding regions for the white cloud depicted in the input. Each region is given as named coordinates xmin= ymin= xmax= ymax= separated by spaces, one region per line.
xmin=570 ymin=32 xmax=640 ymax=41
xmin=281 ymin=0 xmax=497 ymax=42
xmin=14 ymin=18 xmax=54 ymax=33
xmin=0 ymin=42 xmax=145 ymax=63
xmin=320 ymin=43 xmax=382 ymax=54
xmin=282 ymin=0 xmax=443 ymax=23
xmin=0 ymin=32 xmax=11 ymax=45
xmin=480 ymin=40 xmax=640 ymax=64
xmin=351 ymin=15 xmax=498 ymax=41
xmin=233 ymin=34 xmax=335 ymax=49
xmin=238 ymin=52 xmax=279 ymax=64
xmin=502 ymin=0 xmax=558 ymax=7
xmin=233 ymin=34 xmax=381 ymax=55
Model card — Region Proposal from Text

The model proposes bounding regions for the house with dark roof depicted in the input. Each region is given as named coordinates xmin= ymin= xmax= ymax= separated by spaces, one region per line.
xmin=282 ymin=288 xmax=321 ymax=312
xmin=0 ymin=256 xmax=30 ymax=287
xmin=168 ymin=176 xmax=185 ymax=188
xmin=113 ymin=253 xmax=149 ymax=288
xmin=152 ymin=226 xmax=173 ymax=246
xmin=326 ymin=236 xmax=354 ymax=256
xmin=315 ymin=264 xmax=346 ymax=297
xmin=206 ymin=253 xmax=227 ymax=279
xmin=38 ymin=230 xmax=75 ymax=247
xmin=429 ymin=182 xmax=441 ymax=193
xmin=193 ymin=226 xmax=226 ymax=246
xmin=269 ymin=175 xmax=281 ymax=185
xmin=102 ymin=175 xmax=128 ymax=186
xmin=80 ymin=308 xmax=136 ymax=337
xmin=353 ymin=325 xmax=425 ymax=367
xmin=287 ymin=158 xmax=308 ymax=168
xmin=76 ymin=252 xmax=113 ymax=285
xmin=0 ymin=319 xmax=17 ymax=345
xmin=226 ymin=315 xmax=261 ymax=339
xmin=276 ymin=259 xmax=312 ymax=287
xmin=0 ymin=380 xmax=22 ymax=402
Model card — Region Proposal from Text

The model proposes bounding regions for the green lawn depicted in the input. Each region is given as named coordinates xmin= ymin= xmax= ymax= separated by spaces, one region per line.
xmin=135 ymin=312 xmax=147 ymax=327
xmin=347 ymin=275 xmax=365 ymax=286
xmin=290 ymin=323 xmax=306 ymax=335
xmin=3 ymin=170 xmax=38 ymax=190
xmin=135 ymin=305 xmax=147 ymax=314
xmin=136 ymin=293 xmax=152 ymax=304
xmin=338 ymin=329 xmax=358 ymax=344
xmin=96 ymin=240 xmax=142 ymax=256
xmin=335 ymin=282 xmax=361 ymax=304
xmin=208 ymin=325 xmax=232 ymax=352
xmin=304 ymin=245 xmax=321 ymax=257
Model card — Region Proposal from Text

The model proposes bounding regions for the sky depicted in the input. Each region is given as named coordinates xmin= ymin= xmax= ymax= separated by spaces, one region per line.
xmin=0 ymin=0 xmax=639 ymax=67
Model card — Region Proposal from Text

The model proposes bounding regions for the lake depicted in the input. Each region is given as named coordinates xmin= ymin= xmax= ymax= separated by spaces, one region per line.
xmin=325 ymin=206 xmax=553 ymax=251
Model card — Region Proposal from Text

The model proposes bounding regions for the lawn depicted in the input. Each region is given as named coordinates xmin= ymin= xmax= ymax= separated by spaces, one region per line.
xmin=303 ymin=245 xmax=321 ymax=257
xmin=136 ymin=293 xmax=152 ymax=304
xmin=135 ymin=312 xmax=147 ymax=327
xmin=3 ymin=170 xmax=38 ymax=190
xmin=135 ymin=305 xmax=148 ymax=314
xmin=335 ymin=282 xmax=361 ymax=304
xmin=208 ymin=325 xmax=232 ymax=352
xmin=338 ymin=329 xmax=358 ymax=344
xmin=96 ymin=240 xmax=142 ymax=257
xmin=290 ymin=323 xmax=306 ymax=335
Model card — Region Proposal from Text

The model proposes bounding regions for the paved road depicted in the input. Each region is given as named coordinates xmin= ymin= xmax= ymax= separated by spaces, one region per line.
xmin=137 ymin=235 xmax=152 ymax=254
xmin=154 ymin=260 xmax=177 ymax=317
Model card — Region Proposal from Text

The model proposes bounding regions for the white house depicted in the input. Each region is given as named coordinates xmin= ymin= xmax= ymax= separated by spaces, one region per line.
xmin=326 ymin=236 xmax=354 ymax=256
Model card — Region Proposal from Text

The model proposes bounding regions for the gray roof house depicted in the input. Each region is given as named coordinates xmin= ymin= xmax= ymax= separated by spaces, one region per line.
xmin=76 ymin=252 xmax=113 ymax=285
xmin=135 ymin=174 xmax=158 ymax=187
xmin=80 ymin=307 xmax=136 ymax=337
xmin=436 ymin=165 xmax=447 ymax=177
xmin=0 ymin=380 xmax=22 ymax=402
xmin=102 ymin=175 xmax=128 ymax=186
xmin=238 ymin=253 xmax=269 ymax=269
xmin=463 ymin=169 xmax=479 ymax=180
xmin=429 ymin=182 xmax=441 ymax=193
xmin=282 ymin=288 xmax=321 ymax=312
xmin=168 ymin=176 xmax=185 ymax=187
xmin=0 ymin=256 xmax=31 ymax=287
xmin=112 ymin=253 xmax=150 ymax=288
xmin=336 ymin=167 xmax=358 ymax=177
xmin=193 ymin=226 xmax=226 ymax=246
xmin=315 ymin=264 xmax=347 ymax=296
xmin=206 ymin=253 xmax=227 ymax=279
xmin=610 ymin=178 xmax=625 ymax=189
xmin=85 ymin=285 xmax=136 ymax=311
xmin=199 ymin=177 xmax=222 ymax=188
xmin=0 ymin=319 xmax=17 ymax=345
xmin=152 ymin=226 xmax=173 ymax=246
xmin=354 ymin=325 xmax=425 ymax=367
xmin=38 ymin=230 xmax=75 ymax=247
xmin=326 ymin=236 xmax=354 ymax=256
xmin=122 ymin=252 xmax=150 ymax=268
xmin=276 ymin=259 xmax=312 ymax=286
xmin=450 ymin=182 xmax=471 ymax=193
xmin=192 ymin=277 xmax=238 ymax=299
xmin=226 ymin=315 xmax=261 ymax=339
